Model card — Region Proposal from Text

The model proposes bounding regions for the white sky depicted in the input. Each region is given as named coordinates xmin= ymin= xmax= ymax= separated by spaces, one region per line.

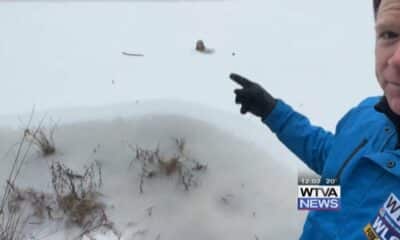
xmin=0 ymin=0 xmax=379 ymax=130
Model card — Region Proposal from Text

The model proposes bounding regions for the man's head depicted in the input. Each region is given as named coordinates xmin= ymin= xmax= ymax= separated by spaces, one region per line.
xmin=375 ymin=0 xmax=400 ymax=114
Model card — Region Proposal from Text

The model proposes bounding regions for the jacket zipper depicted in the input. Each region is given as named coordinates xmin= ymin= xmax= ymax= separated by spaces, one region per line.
xmin=335 ymin=138 xmax=368 ymax=183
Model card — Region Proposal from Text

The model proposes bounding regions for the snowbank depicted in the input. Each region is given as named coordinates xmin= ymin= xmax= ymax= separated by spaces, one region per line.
xmin=0 ymin=100 xmax=307 ymax=239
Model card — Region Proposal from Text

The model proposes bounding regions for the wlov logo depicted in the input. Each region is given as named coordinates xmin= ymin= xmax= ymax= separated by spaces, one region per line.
xmin=297 ymin=185 xmax=341 ymax=210
xmin=364 ymin=193 xmax=400 ymax=240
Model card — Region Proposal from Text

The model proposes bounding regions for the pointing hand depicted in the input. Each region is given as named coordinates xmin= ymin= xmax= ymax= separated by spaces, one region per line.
xmin=230 ymin=73 xmax=276 ymax=119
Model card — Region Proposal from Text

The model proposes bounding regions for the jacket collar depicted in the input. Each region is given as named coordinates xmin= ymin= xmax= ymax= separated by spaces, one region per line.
xmin=374 ymin=96 xmax=400 ymax=129
xmin=375 ymin=96 xmax=400 ymax=148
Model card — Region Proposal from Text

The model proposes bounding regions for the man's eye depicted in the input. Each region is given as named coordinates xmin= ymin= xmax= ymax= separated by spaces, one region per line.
xmin=379 ymin=31 xmax=399 ymax=40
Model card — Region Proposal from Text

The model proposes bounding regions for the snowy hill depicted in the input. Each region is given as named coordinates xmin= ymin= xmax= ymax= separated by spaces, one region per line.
xmin=0 ymin=101 xmax=307 ymax=239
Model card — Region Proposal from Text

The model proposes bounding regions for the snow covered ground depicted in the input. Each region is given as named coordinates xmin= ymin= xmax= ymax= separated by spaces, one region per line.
xmin=0 ymin=106 xmax=308 ymax=239
xmin=0 ymin=0 xmax=380 ymax=239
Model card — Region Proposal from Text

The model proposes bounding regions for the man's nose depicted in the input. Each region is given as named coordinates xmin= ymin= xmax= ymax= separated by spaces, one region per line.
xmin=389 ymin=43 xmax=400 ymax=69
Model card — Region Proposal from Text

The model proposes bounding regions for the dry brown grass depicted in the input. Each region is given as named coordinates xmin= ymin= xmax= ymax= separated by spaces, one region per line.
xmin=0 ymin=160 xmax=118 ymax=240
xmin=49 ymin=161 xmax=119 ymax=239
xmin=24 ymin=125 xmax=56 ymax=157
xmin=6 ymin=184 xmax=54 ymax=222
xmin=0 ymin=111 xmax=119 ymax=239
xmin=50 ymin=161 xmax=102 ymax=225
xmin=58 ymin=192 xmax=102 ymax=226
xmin=130 ymin=137 xmax=207 ymax=193
xmin=0 ymin=110 xmax=40 ymax=240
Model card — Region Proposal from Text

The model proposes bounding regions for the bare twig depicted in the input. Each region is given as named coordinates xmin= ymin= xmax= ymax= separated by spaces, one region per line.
xmin=121 ymin=52 xmax=144 ymax=57
xmin=1 ymin=107 xmax=39 ymax=217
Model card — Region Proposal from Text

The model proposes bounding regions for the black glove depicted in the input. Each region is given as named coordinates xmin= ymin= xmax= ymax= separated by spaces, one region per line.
xmin=230 ymin=73 xmax=277 ymax=119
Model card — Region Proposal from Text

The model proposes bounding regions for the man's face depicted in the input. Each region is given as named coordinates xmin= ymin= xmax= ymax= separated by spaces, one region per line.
xmin=376 ymin=0 xmax=400 ymax=114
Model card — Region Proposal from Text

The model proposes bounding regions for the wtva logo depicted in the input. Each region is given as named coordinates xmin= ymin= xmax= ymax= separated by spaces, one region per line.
xmin=297 ymin=185 xmax=341 ymax=210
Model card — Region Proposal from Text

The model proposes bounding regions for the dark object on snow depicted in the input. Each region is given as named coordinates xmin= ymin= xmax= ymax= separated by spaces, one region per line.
xmin=195 ymin=40 xmax=214 ymax=54
xmin=196 ymin=40 xmax=206 ymax=52
xmin=122 ymin=51 xmax=144 ymax=57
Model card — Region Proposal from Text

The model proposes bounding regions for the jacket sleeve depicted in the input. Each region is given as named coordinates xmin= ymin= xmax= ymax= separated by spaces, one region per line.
xmin=262 ymin=99 xmax=334 ymax=174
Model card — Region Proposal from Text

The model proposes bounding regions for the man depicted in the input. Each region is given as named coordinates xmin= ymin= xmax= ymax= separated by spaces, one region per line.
xmin=231 ymin=0 xmax=400 ymax=239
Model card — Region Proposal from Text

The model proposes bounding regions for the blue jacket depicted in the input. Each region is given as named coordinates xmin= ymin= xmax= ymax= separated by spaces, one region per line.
xmin=263 ymin=96 xmax=400 ymax=239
